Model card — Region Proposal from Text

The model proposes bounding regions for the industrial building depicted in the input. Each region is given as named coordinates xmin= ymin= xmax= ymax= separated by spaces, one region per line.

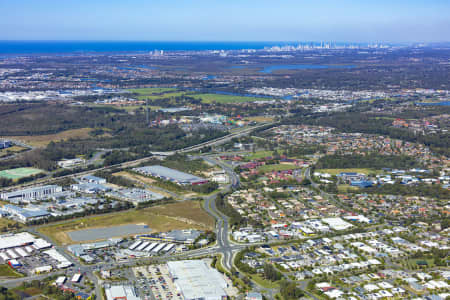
xmin=0 ymin=185 xmax=63 ymax=203
xmin=2 ymin=204 xmax=50 ymax=223
xmin=167 ymin=260 xmax=228 ymax=300
xmin=0 ymin=232 xmax=51 ymax=250
xmin=67 ymin=239 xmax=121 ymax=257
xmin=71 ymin=182 xmax=111 ymax=194
xmin=104 ymin=285 xmax=140 ymax=300
xmin=57 ymin=158 xmax=85 ymax=168
xmin=0 ymin=140 xmax=12 ymax=149
xmin=134 ymin=165 xmax=208 ymax=185
xmin=138 ymin=229 xmax=202 ymax=244
xmin=107 ymin=188 xmax=164 ymax=205
xmin=80 ymin=175 xmax=107 ymax=184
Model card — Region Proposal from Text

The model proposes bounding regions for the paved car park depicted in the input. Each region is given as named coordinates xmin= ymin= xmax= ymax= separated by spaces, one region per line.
xmin=134 ymin=265 xmax=183 ymax=300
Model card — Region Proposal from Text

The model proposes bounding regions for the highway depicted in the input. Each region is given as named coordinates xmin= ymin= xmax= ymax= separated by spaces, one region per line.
xmin=0 ymin=122 xmax=273 ymax=193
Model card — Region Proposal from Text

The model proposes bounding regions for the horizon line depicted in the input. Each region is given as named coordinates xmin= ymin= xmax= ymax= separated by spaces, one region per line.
xmin=0 ymin=39 xmax=449 ymax=44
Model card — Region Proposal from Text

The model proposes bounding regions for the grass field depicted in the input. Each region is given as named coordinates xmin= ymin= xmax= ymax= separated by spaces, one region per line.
xmin=0 ymin=264 xmax=24 ymax=278
xmin=10 ymin=127 xmax=95 ymax=147
xmin=246 ymin=116 xmax=275 ymax=122
xmin=192 ymin=93 xmax=268 ymax=104
xmin=258 ymin=163 xmax=298 ymax=173
xmin=0 ymin=167 xmax=44 ymax=180
xmin=337 ymin=184 xmax=361 ymax=193
xmin=38 ymin=201 xmax=214 ymax=245
xmin=244 ymin=150 xmax=275 ymax=160
xmin=128 ymin=88 xmax=176 ymax=95
xmin=137 ymin=91 xmax=187 ymax=100
xmin=317 ymin=168 xmax=381 ymax=175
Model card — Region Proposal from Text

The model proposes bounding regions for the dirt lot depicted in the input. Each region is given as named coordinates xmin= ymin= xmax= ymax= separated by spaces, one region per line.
xmin=10 ymin=128 xmax=94 ymax=147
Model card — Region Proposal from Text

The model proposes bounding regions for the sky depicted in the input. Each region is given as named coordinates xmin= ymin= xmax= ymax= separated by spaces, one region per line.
xmin=0 ymin=0 xmax=449 ymax=42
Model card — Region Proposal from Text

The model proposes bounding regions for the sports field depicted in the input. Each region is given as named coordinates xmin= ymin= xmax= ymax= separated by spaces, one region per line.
xmin=0 ymin=167 xmax=43 ymax=180
xmin=258 ymin=163 xmax=298 ymax=173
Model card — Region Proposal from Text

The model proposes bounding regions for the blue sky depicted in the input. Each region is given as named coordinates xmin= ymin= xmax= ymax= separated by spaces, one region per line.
xmin=0 ymin=0 xmax=449 ymax=42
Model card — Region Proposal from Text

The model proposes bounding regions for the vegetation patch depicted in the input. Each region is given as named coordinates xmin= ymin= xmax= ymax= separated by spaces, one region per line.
xmin=317 ymin=168 xmax=380 ymax=175
xmin=0 ymin=264 xmax=24 ymax=278
xmin=0 ymin=218 xmax=21 ymax=233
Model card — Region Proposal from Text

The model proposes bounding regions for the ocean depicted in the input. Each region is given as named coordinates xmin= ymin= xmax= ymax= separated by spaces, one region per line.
xmin=0 ymin=41 xmax=288 ymax=55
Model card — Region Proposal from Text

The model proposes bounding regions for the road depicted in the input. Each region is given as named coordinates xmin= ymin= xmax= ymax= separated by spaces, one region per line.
xmin=0 ymin=126 xmax=281 ymax=298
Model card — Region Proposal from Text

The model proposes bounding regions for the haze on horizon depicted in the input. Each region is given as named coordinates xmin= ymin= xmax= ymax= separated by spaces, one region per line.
xmin=0 ymin=0 xmax=449 ymax=43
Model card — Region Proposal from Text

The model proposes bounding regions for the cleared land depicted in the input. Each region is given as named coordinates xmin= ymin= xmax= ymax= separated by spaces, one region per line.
xmin=317 ymin=168 xmax=381 ymax=175
xmin=0 ymin=145 xmax=27 ymax=157
xmin=0 ymin=167 xmax=43 ymax=180
xmin=258 ymin=163 xmax=298 ymax=173
xmin=10 ymin=127 xmax=94 ymax=147
xmin=38 ymin=200 xmax=214 ymax=245
xmin=0 ymin=264 xmax=24 ymax=278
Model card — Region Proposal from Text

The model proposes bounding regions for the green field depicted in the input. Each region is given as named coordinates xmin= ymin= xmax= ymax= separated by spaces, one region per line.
xmin=128 ymin=87 xmax=176 ymax=95
xmin=0 ymin=167 xmax=44 ymax=180
xmin=0 ymin=264 xmax=24 ymax=278
xmin=192 ymin=93 xmax=270 ymax=104
xmin=317 ymin=168 xmax=381 ymax=176
xmin=244 ymin=151 xmax=276 ymax=160
xmin=337 ymin=184 xmax=361 ymax=193
xmin=258 ymin=163 xmax=298 ymax=173
xmin=137 ymin=91 xmax=187 ymax=100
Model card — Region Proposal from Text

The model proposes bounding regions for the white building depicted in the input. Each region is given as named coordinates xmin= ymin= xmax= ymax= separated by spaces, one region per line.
xmin=1 ymin=185 xmax=62 ymax=203
xmin=104 ymin=285 xmax=140 ymax=300
xmin=57 ymin=158 xmax=85 ymax=168
xmin=167 ymin=260 xmax=228 ymax=300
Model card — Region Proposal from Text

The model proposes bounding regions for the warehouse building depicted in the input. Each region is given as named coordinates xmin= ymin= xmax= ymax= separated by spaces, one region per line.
xmin=67 ymin=239 xmax=121 ymax=257
xmin=0 ymin=185 xmax=62 ymax=203
xmin=0 ymin=232 xmax=51 ymax=251
xmin=0 ymin=140 xmax=12 ymax=149
xmin=2 ymin=204 xmax=50 ymax=223
xmin=57 ymin=158 xmax=85 ymax=168
xmin=138 ymin=229 xmax=202 ymax=245
xmin=104 ymin=284 xmax=140 ymax=300
xmin=167 ymin=260 xmax=228 ymax=300
xmin=107 ymin=188 xmax=164 ymax=205
xmin=80 ymin=175 xmax=106 ymax=184
xmin=134 ymin=165 xmax=208 ymax=185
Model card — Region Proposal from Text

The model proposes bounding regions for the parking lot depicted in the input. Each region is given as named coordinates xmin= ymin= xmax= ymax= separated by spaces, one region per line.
xmin=134 ymin=265 xmax=183 ymax=300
